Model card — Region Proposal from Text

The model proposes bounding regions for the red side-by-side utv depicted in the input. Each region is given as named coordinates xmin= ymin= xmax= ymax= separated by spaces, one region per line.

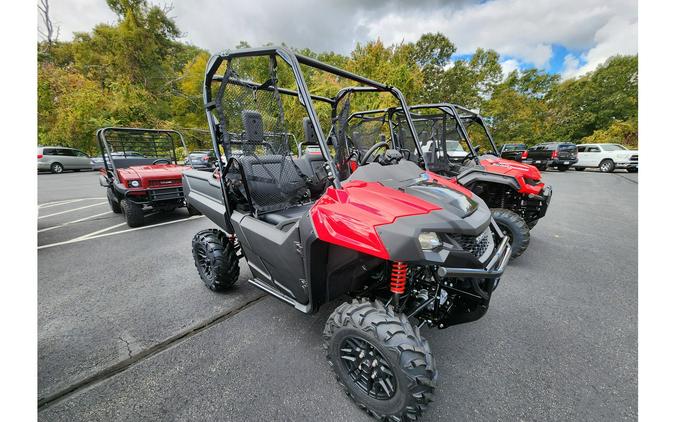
xmin=346 ymin=104 xmax=552 ymax=258
xmin=182 ymin=47 xmax=512 ymax=421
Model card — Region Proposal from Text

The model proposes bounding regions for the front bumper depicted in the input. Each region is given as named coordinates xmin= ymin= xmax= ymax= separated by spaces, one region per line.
xmin=526 ymin=158 xmax=577 ymax=167
xmin=438 ymin=233 xmax=511 ymax=279
xmin=115 ymin=183 xmax=185 ymax=205
xmin=615 ymin=161 xmax=638 ymax=169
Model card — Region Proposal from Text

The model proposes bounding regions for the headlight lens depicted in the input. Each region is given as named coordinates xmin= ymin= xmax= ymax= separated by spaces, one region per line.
xmin=418 ymin=232 xmax=441 ymax=250
xmin=129 ymin=180 xmax=140 ymax=188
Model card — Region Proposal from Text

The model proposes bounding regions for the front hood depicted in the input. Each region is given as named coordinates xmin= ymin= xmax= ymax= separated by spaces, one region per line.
xmin=118 ymin=164 xmax=190 ymax=179
xmin=117 ymin=164 xmax=190 ymax=188
xmin=311 ymin=161 xmax=492 ymax=260
xmin=480 ymin=156 xmax=542 ymax=181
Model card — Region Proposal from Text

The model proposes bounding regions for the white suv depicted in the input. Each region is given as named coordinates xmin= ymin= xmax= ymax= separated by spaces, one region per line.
xmin=573 ymin=143 xmax=638 ymax=173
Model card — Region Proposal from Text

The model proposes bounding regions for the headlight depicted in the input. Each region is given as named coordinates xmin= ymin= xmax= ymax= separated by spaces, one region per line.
xmin=129 ymin=180 xmax=141 ymax=188
xmin=418 ymin=232 xmax=441 ymax=250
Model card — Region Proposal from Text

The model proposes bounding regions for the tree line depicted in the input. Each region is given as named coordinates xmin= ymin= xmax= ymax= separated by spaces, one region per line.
xmin=38 ymin=0 xmax=637 ymax=154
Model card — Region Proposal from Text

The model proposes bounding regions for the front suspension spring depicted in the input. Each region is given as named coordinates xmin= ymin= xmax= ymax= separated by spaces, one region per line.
xmin=390 ymin=261 xmax=407 ymax=294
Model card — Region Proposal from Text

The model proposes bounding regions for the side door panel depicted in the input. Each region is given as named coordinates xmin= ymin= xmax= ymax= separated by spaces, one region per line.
xmin=586 ymin=146 xmax=602 ymax=166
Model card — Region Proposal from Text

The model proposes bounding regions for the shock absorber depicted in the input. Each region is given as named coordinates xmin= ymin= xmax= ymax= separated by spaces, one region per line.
xmin=390 ymin=261 xmax=407 ymax=306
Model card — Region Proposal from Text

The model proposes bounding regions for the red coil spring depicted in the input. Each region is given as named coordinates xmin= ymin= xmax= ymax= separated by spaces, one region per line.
xmin=390 ymin=261 xmax=407 ymax=294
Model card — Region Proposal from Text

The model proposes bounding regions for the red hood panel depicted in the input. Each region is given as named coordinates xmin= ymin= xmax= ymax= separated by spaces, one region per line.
xmin=310 ymin=181 xmax=441 ymax=259
xmin=480 ymin=157 xmax=542 ymax=180
xmin=117 ymin=164 xmax=190 ymax=188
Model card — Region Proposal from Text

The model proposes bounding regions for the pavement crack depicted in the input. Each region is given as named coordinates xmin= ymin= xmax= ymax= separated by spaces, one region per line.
xmin=38 ymin=293 xmax=268 ymax=411
xmin=118 ymin=336 xmax=133 ymax=359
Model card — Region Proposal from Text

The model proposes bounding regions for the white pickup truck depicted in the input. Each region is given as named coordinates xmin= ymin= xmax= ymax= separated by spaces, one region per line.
xmin=573 ymin=143 xmax=638 ymax=173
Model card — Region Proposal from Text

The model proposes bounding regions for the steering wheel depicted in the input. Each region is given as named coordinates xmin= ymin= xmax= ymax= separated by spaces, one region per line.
xmin=153 ymin=158 xmax=171 ymax=165
xmin=359 ymin=141 xmax=390 ymax=165
xmin=462 ymin=145 xmax=481 ymax=165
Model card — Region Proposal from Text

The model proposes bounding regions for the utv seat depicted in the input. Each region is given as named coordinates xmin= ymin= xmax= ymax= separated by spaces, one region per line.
xmin=293 ymin=117 xmax=328 ymax=197
xmin=259 ymin=202 xmax=313 ymax=231
xmin=237 ymin=110 xmax=311 ymax=226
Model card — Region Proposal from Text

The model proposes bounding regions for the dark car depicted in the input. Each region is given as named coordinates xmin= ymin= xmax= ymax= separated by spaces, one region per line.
xmin=185 ymin=150 xmax=217 ymax=169
xmin=523 ymin=142 xmax=578 ymax=171
xmin=498 ymin=143 xmax=527 ymax=161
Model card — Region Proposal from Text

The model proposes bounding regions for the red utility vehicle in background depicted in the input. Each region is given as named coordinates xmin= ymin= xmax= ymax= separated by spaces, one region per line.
xmin=347 ymin=104 xmax=552 ymax=258
xmin=97 ymin=127 xmax=198 ymax=227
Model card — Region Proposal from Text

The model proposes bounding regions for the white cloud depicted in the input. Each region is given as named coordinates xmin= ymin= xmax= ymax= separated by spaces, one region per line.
xmin=565 ymin=16 xmax=638 ymax=78
xmin=561 ymin=54 xmax=582 ymax=79
xmin=500 ymin=58 xmax=521 ymax=78
xmin=41 ymin=0 xmax=637 ymax=76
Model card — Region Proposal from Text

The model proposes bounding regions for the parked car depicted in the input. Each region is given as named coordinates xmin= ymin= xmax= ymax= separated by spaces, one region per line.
xmin=90 ymin=151 xmax=146 ymax=170
xmin=498 ymin=143 xmax=527 ymax=161
xmin=573 ymin=143 xmax=638 ymax=173
xmin=523 ymin=142 xmax=578 ymax=171
xmin=184 ymin=150 xmax=217 ymax=169
xmin=37 ymin=146 xmax=92 ymax=173
xmin=421 ymin=139 xmax=468 ymax=162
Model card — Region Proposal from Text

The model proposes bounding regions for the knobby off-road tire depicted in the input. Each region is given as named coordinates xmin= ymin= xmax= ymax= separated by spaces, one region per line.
xmin=192 ymin=229 xmax=239 ymax=291
xmin=599 ymin=159 xmax=615 ymax=173
xmin=121 ymin=199 xmax=144 ymax=228
xmin=107 ymin=188 xmax=122 ymax=214
xmin=324 ymin=299 xmax=436 ymax=422
xmin=527 ymin=219 xmax=539 ymax=229
xmin=50 ymin=162 xmax=64 ymax=174
xmin=492 ymin=208 xmax=530 ymax=258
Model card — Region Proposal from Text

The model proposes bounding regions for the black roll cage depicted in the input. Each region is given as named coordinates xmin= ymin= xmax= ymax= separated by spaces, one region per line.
xmin=202 ymin=46 xmax=427 ymax=196
xmin=96 ymin=127 xmax=187 ymax=183
xmin=348 ymin=104 xmax=501 ymax=166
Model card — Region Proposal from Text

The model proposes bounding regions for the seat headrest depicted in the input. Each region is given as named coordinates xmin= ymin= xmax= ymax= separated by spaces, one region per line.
xmin=303 ymin=117 xmax=318 ymax=145
xmin=242 ymin=110 xmax=264 ymax=144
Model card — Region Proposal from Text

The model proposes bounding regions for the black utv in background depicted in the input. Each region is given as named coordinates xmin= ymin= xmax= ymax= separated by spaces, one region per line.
xmin=524 ymin=142 xmax=578 ymax=171
xmin=498 ymin=143 xmax=527 ymax=162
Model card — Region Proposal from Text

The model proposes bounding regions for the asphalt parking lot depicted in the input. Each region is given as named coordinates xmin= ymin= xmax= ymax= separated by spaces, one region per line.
xmin=37 ymin=169 xmax=638 ymax=421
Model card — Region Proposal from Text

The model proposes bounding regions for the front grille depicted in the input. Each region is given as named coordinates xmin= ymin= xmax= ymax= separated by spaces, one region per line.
xmin=447 ymin=228 xmax=493 ymax=259
xmin=148 ymin=187 xmax=184 ymax=201
xmin=630 ymin=155 xmax=638 ymax=161
xmin=149 ymin=179 xmax=182 ymax=187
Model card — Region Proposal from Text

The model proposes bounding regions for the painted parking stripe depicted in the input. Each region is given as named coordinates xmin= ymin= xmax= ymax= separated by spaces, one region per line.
xmin=38 ymin=211 xmax=113 ymax=233
xmin=71 ymin=222 xmax=128 ymax=240
xmin=37 ymin=215 xmax=204 ymax=250
xmin=38 ymin=197 xmax=106 ymax=208
xmin=38 ymin=202 xmax=107 ymax=219
xmin=70 ymin=211 xmax=157 ymax=240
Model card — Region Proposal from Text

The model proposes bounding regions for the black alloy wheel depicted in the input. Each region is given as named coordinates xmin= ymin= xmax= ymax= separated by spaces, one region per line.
xmin=338 ymin=336 xmax=397 ymax=400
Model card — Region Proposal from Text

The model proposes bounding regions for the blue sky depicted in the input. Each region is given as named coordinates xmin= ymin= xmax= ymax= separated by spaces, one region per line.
xmin=40 ymin=0 xmax=637 ymax=79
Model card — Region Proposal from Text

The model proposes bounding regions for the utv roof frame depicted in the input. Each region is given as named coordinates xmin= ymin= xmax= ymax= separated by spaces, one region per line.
xmin=349 ymin=103 xmax=502 ymax=165
xmin=203 ymin=46 xmax=426 ymax=190
xmin=96 ymin=127 xmax=187 ymax=182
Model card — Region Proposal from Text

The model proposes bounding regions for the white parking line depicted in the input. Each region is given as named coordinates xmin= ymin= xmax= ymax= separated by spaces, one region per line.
xmin=69 ymin=211 xmax=158 ymax=240
xmin=38 ymin=211 xmax=113 ymax=233
xmin=37 ymin=215 xmax=204 ymax=250
xmin=38 ymin=197 xmax=106 ymax=208
xmin=38 ymin=202 xmax=107 ymax=219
